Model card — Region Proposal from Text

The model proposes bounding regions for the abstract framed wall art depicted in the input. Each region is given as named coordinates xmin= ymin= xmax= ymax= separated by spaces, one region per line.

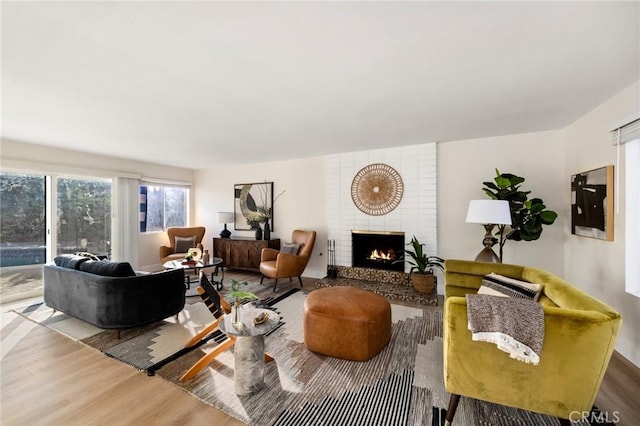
xmin=571 ymin=165 xmax=614 ymax=241
xmin=234 ymin=182 xmax=273 ymax=231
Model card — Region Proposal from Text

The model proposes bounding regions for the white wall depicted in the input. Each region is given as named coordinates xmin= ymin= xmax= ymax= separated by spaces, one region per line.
xmin=194 ymin=156 xmax=327 ymax=278
xmin=0 ymin=139 xmax=194 ymax=270
xmin=561 ymin=81 xmax=640 ymax=366
xmin=437 ymin=130 xmax=565 ymax=275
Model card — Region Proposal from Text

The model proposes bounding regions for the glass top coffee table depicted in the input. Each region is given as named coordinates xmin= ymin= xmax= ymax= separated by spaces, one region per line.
xmin=163 ymin=257 xmax=224 ymax=292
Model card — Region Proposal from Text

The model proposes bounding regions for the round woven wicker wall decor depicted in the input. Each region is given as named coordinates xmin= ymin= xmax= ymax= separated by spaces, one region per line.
xmin=351 ymin=163 xmax=404 ymax=216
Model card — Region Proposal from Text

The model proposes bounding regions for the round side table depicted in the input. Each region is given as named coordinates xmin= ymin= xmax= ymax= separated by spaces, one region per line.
xmin=219 ymin=306 xmax=280 ymax=395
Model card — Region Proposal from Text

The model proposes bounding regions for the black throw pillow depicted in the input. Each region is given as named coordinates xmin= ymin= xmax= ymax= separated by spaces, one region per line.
xmin=79 ymin=260 xmax=136 ymax=277
xmin=54 ymin=254 xmax=90 ymax=269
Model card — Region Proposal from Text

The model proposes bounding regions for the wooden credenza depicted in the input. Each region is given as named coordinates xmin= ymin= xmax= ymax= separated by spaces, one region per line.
xmin=213 ymin=237 xmax=281 ymax=271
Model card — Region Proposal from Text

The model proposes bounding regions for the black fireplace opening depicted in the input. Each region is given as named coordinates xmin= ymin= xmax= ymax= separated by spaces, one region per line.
xmin=352 ymin=231 xmax=405 ymax=272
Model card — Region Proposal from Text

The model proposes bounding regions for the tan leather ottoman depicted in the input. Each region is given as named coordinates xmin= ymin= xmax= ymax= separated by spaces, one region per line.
xmin=304 ymin=286 xmax=392 ymax=361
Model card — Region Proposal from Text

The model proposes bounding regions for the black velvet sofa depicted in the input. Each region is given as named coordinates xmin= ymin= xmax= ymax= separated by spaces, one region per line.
xmin=43 ymin=254 xmax=185 ymax=332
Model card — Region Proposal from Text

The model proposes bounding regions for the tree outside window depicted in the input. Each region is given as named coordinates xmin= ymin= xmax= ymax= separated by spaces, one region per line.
xmin=57 ymin=177 xmax=111 ymax=256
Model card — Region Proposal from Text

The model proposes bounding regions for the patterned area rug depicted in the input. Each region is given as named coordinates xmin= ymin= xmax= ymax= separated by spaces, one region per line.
xmin=316 ymin=277 xmax=438 ymax=306
xmin=316 ymin=266 xmax=439 ymax=306
xmin=14 ymin=288 xmax=584 ymax=426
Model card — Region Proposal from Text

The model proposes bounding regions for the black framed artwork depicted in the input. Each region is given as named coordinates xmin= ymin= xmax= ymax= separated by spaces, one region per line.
xmin=571 ymin=165 xmax=614 ymax=241
xmin=234 ymin=182 xmax=274 ymax=231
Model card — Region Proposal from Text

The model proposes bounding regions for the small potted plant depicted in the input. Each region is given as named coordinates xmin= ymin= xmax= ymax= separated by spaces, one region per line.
xmin=396 ymin=236 xmax=444 ymax=293
xmin=229 ymin=279 xmax=258 ymax=328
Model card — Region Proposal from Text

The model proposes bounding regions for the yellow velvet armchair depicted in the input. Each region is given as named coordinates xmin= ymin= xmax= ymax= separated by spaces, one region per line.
xmin=443 ymin=259 xmax=621 ymax=425
xmin=160 ymin=227 xmax=206 ymax=264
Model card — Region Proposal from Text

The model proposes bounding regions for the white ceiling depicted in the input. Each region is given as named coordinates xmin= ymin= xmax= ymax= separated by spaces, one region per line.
xmin=2 ymin=1 xmax=638 ymax=170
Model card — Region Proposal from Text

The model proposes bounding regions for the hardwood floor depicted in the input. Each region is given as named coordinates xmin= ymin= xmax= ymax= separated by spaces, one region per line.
xmin=596 ymin=351 xmax=640 ymax=425
xmin=1 ymin=314 xmax=243 ymax=426
xmin=2 ymin=272 xmax=639 ymax=425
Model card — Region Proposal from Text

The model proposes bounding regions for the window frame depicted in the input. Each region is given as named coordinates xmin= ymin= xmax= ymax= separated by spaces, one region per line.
xmin=139 ymin=182 xmax=190 ymax=233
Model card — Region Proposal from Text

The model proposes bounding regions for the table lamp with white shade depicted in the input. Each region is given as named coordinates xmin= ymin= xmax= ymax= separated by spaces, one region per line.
xmin=218 ymin=212 xmax=234 ymax=238
xmin=465 ymin=200 xmax=512 ymax=263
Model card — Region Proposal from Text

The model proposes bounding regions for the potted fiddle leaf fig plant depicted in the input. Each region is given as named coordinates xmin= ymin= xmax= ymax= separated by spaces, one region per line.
xmin=395 ymin=236 xmax=445 ymax=294
xmin=482 ymin=169 xmax=558 ymax=261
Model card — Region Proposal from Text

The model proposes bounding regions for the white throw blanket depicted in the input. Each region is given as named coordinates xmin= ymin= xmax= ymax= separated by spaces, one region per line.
xmin=466 ymin=294 xmax=544 ymax=365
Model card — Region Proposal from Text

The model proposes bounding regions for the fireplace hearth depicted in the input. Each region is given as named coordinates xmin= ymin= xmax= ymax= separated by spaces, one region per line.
xmin=352 ymin=230 xmax=405 ymax=272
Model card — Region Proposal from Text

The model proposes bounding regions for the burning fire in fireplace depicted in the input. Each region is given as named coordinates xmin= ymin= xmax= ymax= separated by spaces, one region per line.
xmin=368 ymin=249 xmax=397 ymax=261
xmin=352 ymin=230 xmax=404 ymax=272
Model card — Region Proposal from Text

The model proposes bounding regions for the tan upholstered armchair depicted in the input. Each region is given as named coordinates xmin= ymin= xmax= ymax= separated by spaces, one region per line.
xmin=160 ymin=227 xmax=206 ymax=264
xmin=443 ymin=259 xmax=621 ymax=425
xmin=260 ymin=230 xmax=316 ymax=291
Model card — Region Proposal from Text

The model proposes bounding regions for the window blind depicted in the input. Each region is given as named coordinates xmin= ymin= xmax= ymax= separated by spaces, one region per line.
xmin=611 ymin=117 xmax=639 ymax=214
xmin=140 ymin=178 xmax=192 ymax=189
xmin=112 ymin=177 xmax=140 ymax=267
xmin=611 ymin=118 xmax=640 ymax=145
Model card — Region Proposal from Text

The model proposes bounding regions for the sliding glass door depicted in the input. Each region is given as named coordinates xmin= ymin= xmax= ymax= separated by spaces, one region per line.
xmin=0 ymin=172 xmax=112 ymax=302
xmin=0 ymin=172 xmax=47 ymax=301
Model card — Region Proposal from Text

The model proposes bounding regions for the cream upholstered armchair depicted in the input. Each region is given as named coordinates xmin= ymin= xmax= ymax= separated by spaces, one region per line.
xmin=260 ymin=230 xmax=316 ymax=291
xmin=443 ymin=259 xmax=621 ymax=425
xmin=160 ymin=227 xmax=206 ymax=263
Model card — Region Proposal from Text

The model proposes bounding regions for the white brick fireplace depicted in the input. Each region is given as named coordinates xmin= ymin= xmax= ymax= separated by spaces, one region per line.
xmin=326 ymin=143 xmax=438 ymax=273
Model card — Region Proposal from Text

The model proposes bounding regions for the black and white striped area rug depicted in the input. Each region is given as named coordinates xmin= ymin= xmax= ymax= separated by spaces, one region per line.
xmin=273 ymin=369 xmax=414 ymax=426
